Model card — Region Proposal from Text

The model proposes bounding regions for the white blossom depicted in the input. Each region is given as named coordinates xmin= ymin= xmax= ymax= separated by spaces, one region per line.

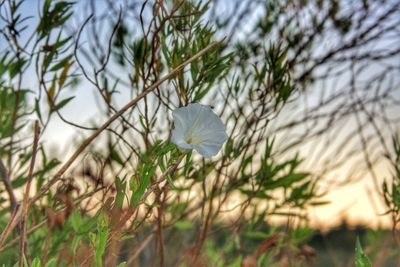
xmin=171 ymin=103 xmax=228 ymax=158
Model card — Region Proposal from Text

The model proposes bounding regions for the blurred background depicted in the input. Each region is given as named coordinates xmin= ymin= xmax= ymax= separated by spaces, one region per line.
xmin=36 ymin=0 xmax=400 ymax=228
xmin=1 ymin=0 xmax=400 ymax=266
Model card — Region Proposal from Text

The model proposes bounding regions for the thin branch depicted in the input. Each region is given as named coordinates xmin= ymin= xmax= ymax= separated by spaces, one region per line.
xmin=0 ymin=158 xmax=17 ymax=210
xmin=126 ymin=234 xmax=154 ymax=265
xmin=18 ymin=121 xmax=40 ymax=267
xmin=0 ymin=204 xmax=21 ymax=247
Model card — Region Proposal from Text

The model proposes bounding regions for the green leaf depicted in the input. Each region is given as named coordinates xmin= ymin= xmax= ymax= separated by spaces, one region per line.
xmin=243 ymin=231 xmax=269 ymax=240
xmin=291 ymin=227 xmax=313 ymax=245
xmin=130 ymin=159 xmax=155 ymax=206
xmin=174 ymin=220 xmax=193 ymax=230
xmin=130 ymin=174 xmax=151 ymax=206
xmin=0 ymin=88 xmax=28 ymax=138
xmin=309 ymin=201 xmax=331 ymax=206
xmin=71 ymin=235 xmax=82 ymax=254
xmin=11 ymin=176 xmax=27 ymax=188
xmin=58 ymin=60 xmax=73 ymax=88
xmin=70 ymin=210 xmax=82 ymax=232
xmin=71 ymin=211 xmax=98 ymax=235
xmin=23 ymin=256 xmax=29 ymax=267
xmin=49 ymin=55 xmax=73 ymax=72
xmin=47 ymin=75 xmax=57 ymax=107
xmin=53 ymin=96 xmax=75 ymax=111
xmin=95 ymin=220 xmax=109 ymax=266
xmin=355 ymin=237 xmax=372 ymax=267
xmin=392 ymin=181 xmax=400 ymax=207
xmin=264 ymin=172 xmax=308 ymax=190
xmin=44 ymin=258 xmax=57 ymax=267
xmin=110 ymin=149 xmax=124 ymax=166
xmin=115 ymin=176 xmax=126 ymax=208
xmin=31 ymin=258 xmax=41 ymax=267
xmin=9 ymin=58 xmax=27 ymax=78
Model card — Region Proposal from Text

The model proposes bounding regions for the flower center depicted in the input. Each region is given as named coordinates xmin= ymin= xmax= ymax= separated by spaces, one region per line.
xmin=185 ymin=136 xmax=201 ymax=145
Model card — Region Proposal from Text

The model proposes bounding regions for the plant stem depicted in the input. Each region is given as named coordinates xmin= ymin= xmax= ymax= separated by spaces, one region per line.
xmin=19 ymin=121 xmax=40 ymax=267
xmin=0 ymin=158 xmax=17 ymax=210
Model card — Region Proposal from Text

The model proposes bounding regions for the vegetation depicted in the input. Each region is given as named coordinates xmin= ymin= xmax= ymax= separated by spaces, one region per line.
xmin=0 ymin=0 xmax=399 ymax=266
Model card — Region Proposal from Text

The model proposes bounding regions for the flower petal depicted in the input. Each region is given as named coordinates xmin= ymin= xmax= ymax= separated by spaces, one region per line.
xmin=172 ymin=107 xmax=191 ymax=132
xmin=171 ymin=126 xmax=193 ymax=150
xmin=194 ymin=141 xmax=223 ymax=158
xmin=199 ymin=130 xmax=228 ymax=145
xmin=188 ymin=105 xmax=226 ymax=139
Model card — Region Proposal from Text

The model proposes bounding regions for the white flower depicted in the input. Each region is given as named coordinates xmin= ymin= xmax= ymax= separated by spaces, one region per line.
xmin=171 ymin=103 xmax=228 ymax=158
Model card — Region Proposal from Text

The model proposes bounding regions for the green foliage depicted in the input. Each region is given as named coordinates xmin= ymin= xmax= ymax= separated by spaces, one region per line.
xmin=31 ymin=258 xmax=41 ymax=267
xmin=174 ymin=220 xmax=194 ymax=230
xmin=158 ymin=2 xmax=233 ymax=103
xmin=253 ymin=44 xmax=294 ymax=109
xmin=37 ymin=0 xmax=74 ymax=39
xmin=2 ymin=0 xmax=395 ymax=266
xmin=115 ymin=176 xmax=127 ymax=208
xmin=291 ymin=227 xmax=314 ymax=245
xmin=0 ymin=87 xmax=28 ymax=139
xmin=382 ymin=135 xmax=400 ymax=225
xmin=237 ymin=139 xmax=322 ymax=217
xmin=355 ymin=237 xmax=372 ymax=267
xmin=130 ymin=141 xmax=176 ymax=206
xmin=93 ymin=217 xmax=110 ymax=266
